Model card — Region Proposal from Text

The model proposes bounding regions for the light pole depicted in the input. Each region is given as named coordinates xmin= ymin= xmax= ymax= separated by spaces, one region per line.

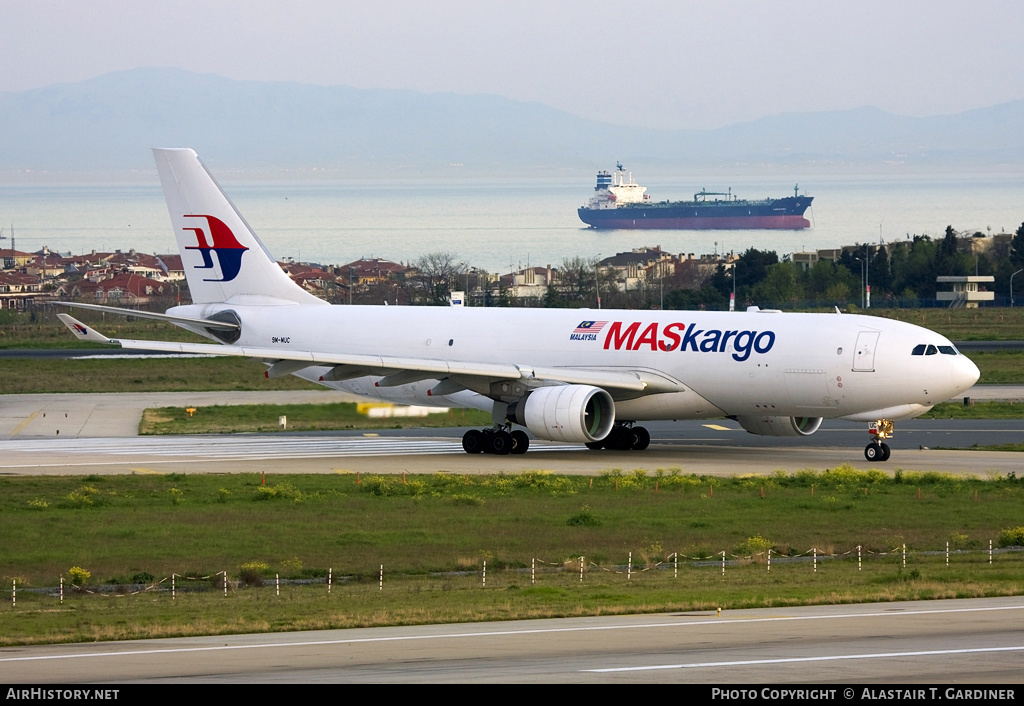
xmin=1012 ymin=269 xmax=1024 ymax=307
xmin=730 ymin=261 xmax=736 ymax=312
xmin=864 ymin=244 xmax=871 ymax=309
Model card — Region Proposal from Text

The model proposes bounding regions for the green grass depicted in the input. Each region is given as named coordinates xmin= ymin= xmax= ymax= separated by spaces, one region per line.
xmin=3 ymin=553 xmax=1018 ymax=646
xmin=1 ymin=468 xmax=1022 ymax=645
xmin=919 ymin=401 xmax=1024 ymax=419
xmin=0 ymin=357 xmax=324 ymax=393
xmin=867 ymin=308 xmax=1024 ymax=341
xmin=136 ymin=399 xmax=1022 ymax=434
xmin=0 ymin=309 xmax=208 ymax=349
xmin=140 ymin=402 xmax=493 ymax=433
xmin=960 ymin=350 xmax=1024 ymax=384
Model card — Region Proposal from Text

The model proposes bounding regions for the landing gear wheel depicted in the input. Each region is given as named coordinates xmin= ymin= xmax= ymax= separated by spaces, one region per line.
xmin=585 ymin=440 xmax=604 ymax=450
xmin=879 ymin=442 xmax=891 ymax=462
xmin=510 ymin=430 xmax=530 ymax=455
xmin=490 ymin=430 xmax=512 ymax=456
xmin=630 ymin=426 xmax=651 ymax=451
xmin=865 ymin=442 xmax=882 ymax=462
xmin=606 ymin=426 xmax=633 ymax=450
xmin=462 ymin=429 xmax=485 ymax=454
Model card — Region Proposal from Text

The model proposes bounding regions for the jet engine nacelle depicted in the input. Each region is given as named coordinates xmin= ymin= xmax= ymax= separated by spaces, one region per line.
xmin=507 ymin=385 xmax=615 ymax=443
xmin=734 ymin=415 xmax=823 ymax=437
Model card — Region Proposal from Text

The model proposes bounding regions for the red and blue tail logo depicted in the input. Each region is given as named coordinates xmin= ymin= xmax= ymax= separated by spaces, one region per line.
xmin=182 ymin=214 xmax=249 ymax=282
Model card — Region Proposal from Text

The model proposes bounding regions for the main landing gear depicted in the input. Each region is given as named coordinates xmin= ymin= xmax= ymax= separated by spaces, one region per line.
xmin=462 ymin=427 xmax=530 ymax=455
xmin=864 ymin=419 xmax=894 ymax=462
xmin=585 ymin=422 xmax=651 ymax=451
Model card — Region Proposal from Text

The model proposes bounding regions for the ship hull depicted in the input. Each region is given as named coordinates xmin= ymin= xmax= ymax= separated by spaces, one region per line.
xmin=578 ymin=212 xmax=811 ymax=230
xmin=578 ymin=195 xmax=813 ymax=230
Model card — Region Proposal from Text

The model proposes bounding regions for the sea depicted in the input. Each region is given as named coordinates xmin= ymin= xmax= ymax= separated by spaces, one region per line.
xmin=2 ymin=167 xmax=1023 ymax=274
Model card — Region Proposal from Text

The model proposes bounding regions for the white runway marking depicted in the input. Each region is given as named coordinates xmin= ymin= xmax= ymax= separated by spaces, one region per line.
xmin=584 ymin=645 xmax=1024 ymax=672
xmin=3 ymin=603 xmax=1021 ymax=664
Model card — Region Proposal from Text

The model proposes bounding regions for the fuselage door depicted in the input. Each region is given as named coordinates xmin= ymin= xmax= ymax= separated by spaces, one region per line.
xmin=852 ymin=331 xmax=879 ymax=372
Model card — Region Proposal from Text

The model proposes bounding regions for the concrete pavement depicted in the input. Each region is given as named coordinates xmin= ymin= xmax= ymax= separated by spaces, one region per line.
xmin=0 ymin=390 xmax=362 ymax=439
xmin=1 ymin=385 xmax=1019 ymax=440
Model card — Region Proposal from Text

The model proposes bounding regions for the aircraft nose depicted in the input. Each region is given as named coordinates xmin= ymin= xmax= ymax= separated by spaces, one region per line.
xmin=953 ymin=353 xmax=981 ymax=393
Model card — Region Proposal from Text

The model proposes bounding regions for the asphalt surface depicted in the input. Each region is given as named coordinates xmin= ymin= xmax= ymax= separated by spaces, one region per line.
xmin=1 ymin=388 xmax=1021 ymax=684
xmin=2 ymin=597 xmax=1022 ymax=683
xmin=1 ymin=390 xmax=1022 ymax=476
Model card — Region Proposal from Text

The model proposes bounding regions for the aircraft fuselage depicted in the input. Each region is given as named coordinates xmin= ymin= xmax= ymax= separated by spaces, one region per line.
xmin=171 ymin=302 xmax=977 ymax=423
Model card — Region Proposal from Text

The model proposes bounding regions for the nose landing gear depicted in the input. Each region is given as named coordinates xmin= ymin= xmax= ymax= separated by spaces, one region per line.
xmin=865 ymin=419 xmax=893 ymax=462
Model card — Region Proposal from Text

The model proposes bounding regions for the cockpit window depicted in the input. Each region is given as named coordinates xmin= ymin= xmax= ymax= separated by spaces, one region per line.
xmin=913 ymin=343 xmax=958 ymax=356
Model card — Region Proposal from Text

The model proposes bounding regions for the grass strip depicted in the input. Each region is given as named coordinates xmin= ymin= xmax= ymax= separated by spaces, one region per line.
xmin=138 ymin=399 xmax=1024 ymax=435
xmin=139 ymin=402 xmax=493 ymax=434
xmin=2 ymin=468 xmax=1022 ymax=645
xmin=0 ymin=357 xmax=323 ymax=393
xmin=918 ymin=400 xmax=1024 ymax=419
xmin=3 ymin=553 xmax=1020 ymax=646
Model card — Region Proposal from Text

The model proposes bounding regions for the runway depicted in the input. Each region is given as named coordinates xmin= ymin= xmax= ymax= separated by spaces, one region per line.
xmin=1 ymin=425 xmax=1022 ymax=476
xmin=1 ymin=598 xmax=1021 ymax=683
xmin=1 ymin=393 xmax=1022 ymax=683
xmin=1 ymin=386 xmax=1021 ymax=475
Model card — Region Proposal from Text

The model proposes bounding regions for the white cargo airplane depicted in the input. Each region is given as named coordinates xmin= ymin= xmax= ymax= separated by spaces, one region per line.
xmin=58 ymin=148 xmax=980 ymax=461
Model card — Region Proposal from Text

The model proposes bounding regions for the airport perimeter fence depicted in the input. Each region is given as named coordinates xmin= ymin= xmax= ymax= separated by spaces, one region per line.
xmin=10 ymin=541 xmax=1024 ymax=606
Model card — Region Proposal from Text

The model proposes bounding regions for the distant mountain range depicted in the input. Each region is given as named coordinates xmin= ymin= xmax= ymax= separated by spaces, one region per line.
xmin=1 ymin=68 xmax=1022 ymax=174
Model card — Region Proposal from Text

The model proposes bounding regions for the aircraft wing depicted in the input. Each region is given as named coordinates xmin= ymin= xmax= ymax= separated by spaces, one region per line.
xmin=57 ymin=313 xmax=676 ymax=394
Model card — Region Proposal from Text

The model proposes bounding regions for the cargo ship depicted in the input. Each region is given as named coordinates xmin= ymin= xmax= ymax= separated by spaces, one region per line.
xmin=578 ymin=164 xmax=813 ymax=230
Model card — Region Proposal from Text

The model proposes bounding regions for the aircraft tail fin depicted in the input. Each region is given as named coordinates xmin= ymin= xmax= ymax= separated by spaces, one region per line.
xmin=152 ymin=148 xmax=326 ymax=306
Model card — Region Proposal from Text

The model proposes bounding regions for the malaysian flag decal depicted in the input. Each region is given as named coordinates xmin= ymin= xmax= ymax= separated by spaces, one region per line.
xmin=574 ymin=320 xmax=607 ymax=333
xmin=570 ymin=321 xmax=608 ymax=341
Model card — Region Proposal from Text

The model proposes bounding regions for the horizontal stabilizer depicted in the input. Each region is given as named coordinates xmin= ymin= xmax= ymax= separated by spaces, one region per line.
xmin=55 ymin=302 xmax=240 ymax=330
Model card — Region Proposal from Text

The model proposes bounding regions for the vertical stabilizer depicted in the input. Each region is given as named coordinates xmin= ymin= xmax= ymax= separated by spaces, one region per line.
xmin=152 ymin=148 xmax=326 ymax=306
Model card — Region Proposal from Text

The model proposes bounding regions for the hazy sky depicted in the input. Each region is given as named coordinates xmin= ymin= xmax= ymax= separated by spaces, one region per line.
xmin=5 ymin=0 xmax=1024 ymax=130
